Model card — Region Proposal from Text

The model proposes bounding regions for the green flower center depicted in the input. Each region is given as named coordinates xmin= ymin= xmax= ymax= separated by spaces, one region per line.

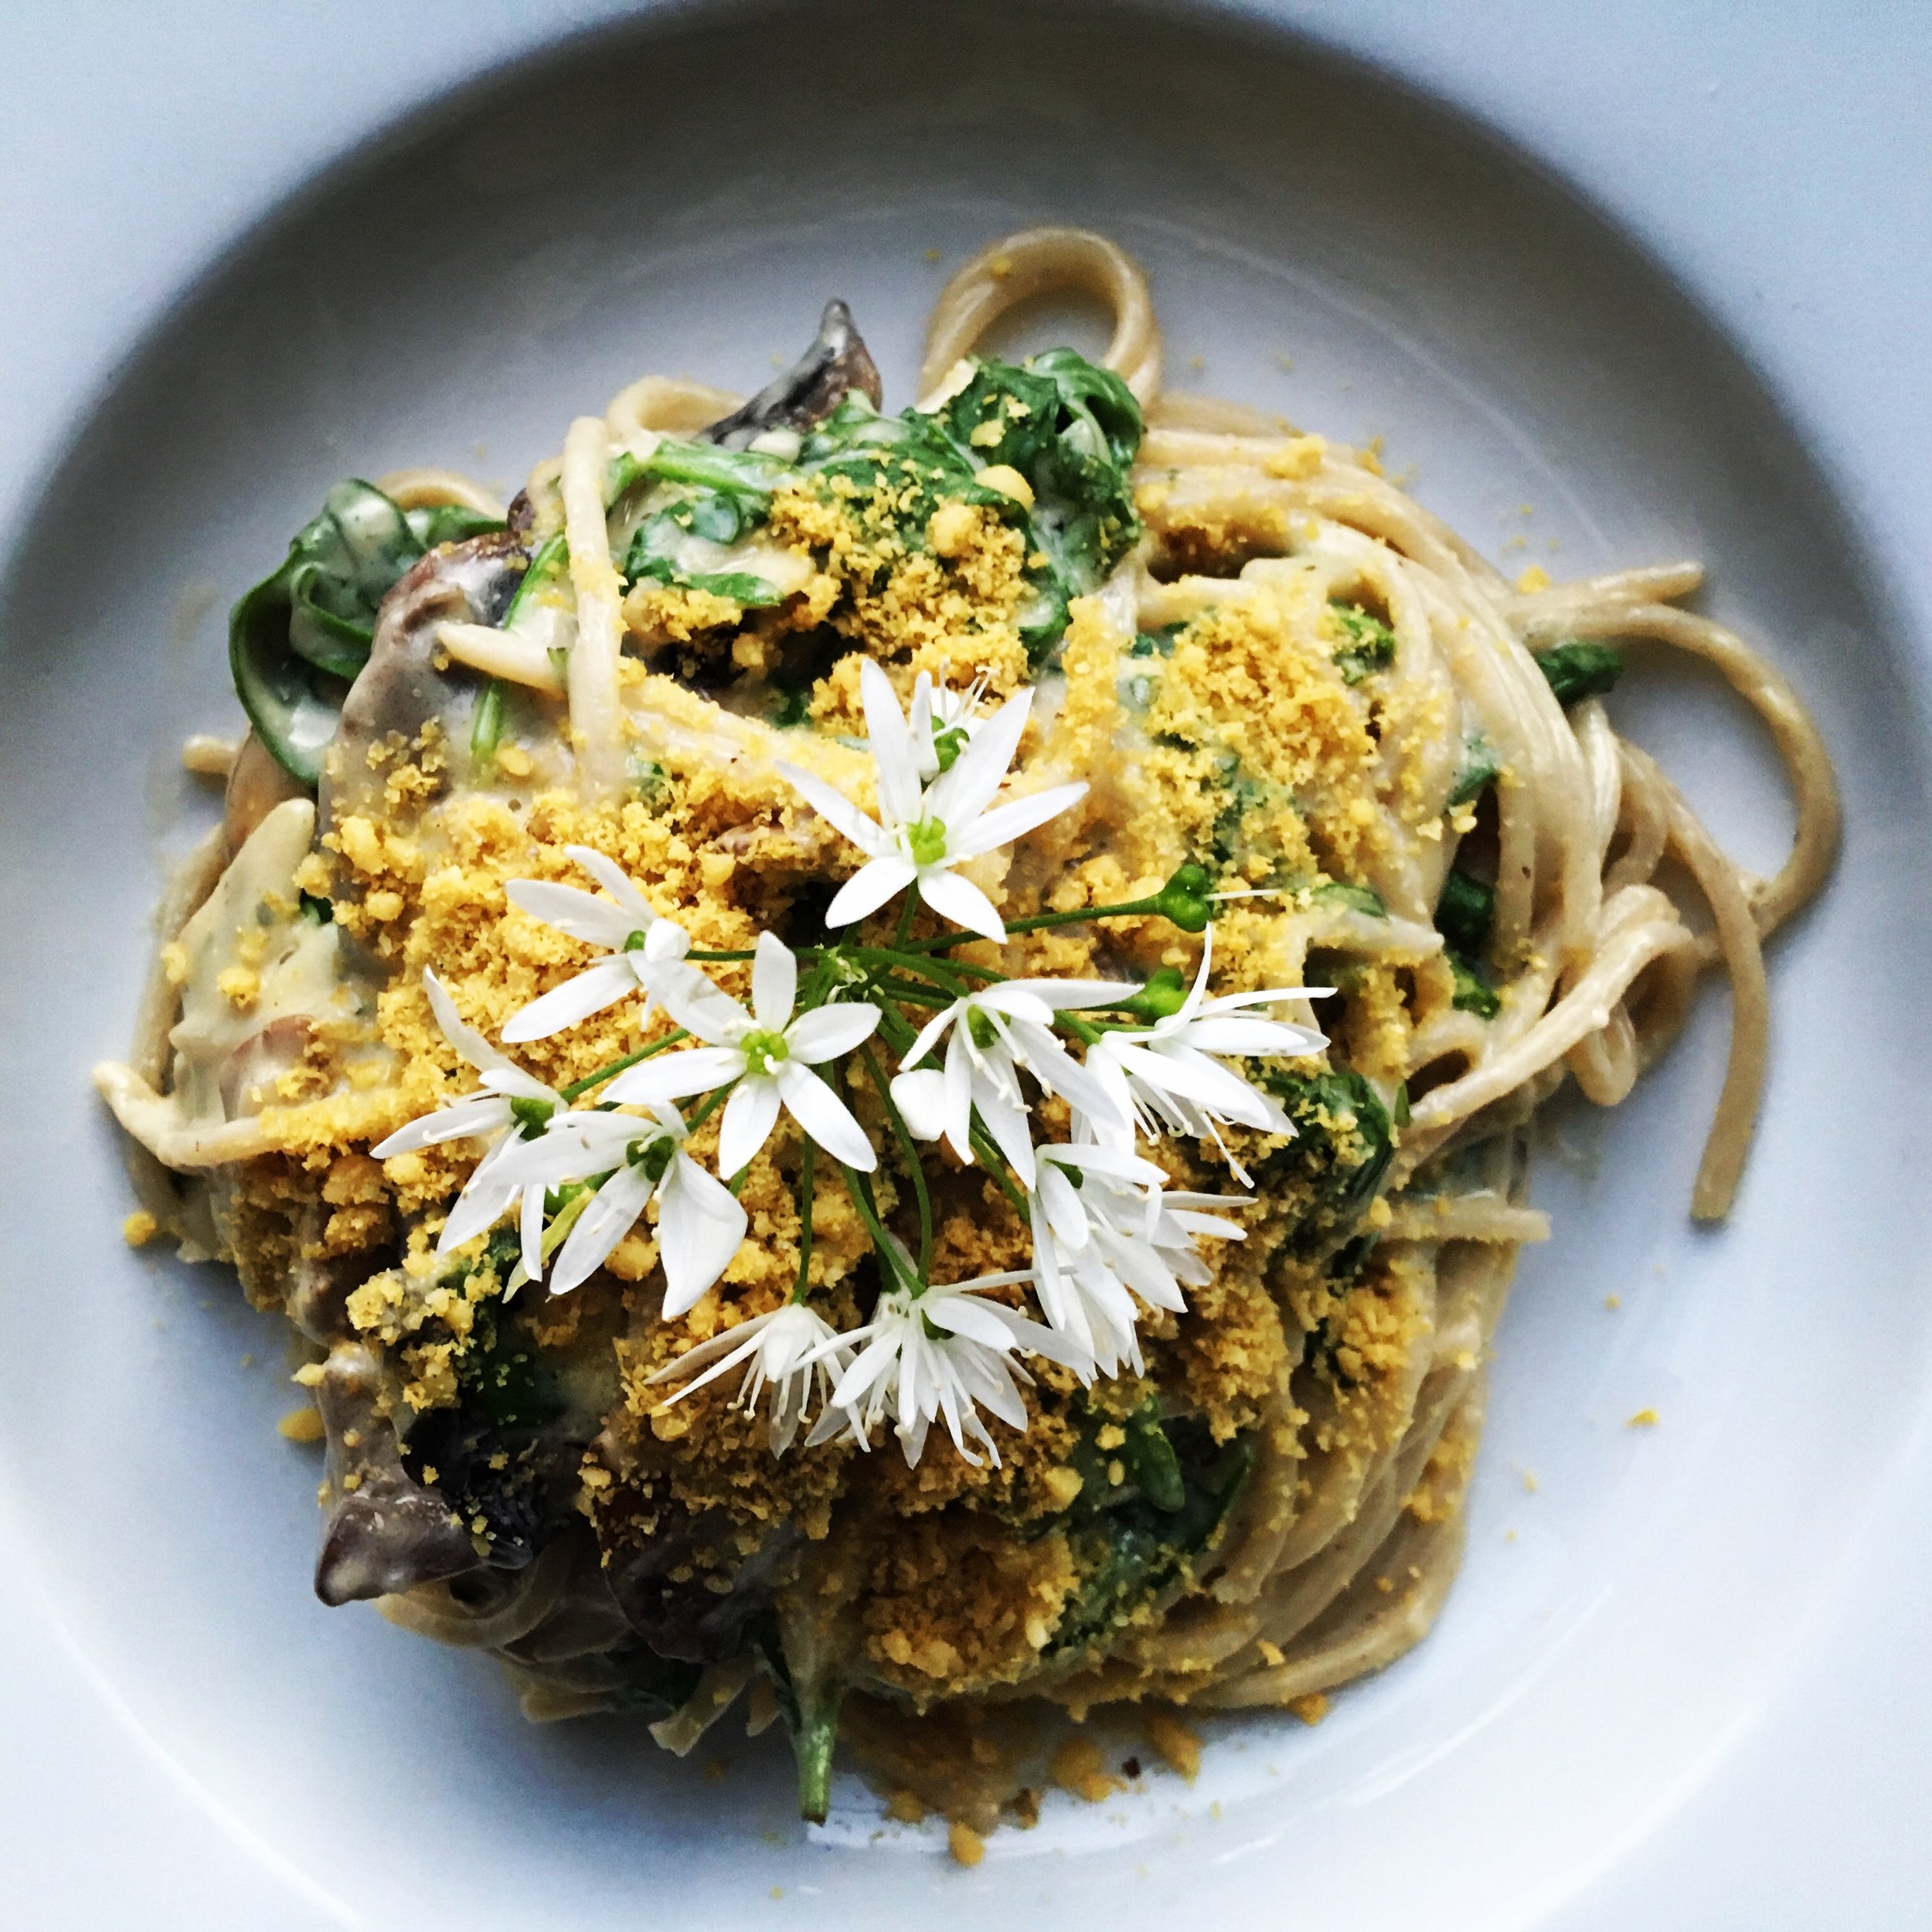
xmin=930 ymin=723 xmax=968 ymax=773
xmin=1152 ymin=859 xmax=1213 ymax=934
xmin=741 ymin=1028 xmax=791 ymax=1077
xmin=509 ymin=1094 xmax=555 ymax=1138
xmin=628 ymin=1134 xmax=676 ymax=1182
xmin=905 ymin=815 xmax=948 ymax=867
xmin=1134 ymin=965 xmax=1189 ymax=1020
xmin=965 ymin=1007 xmax=999 ymax=1050
xmin=622 ymin=928 xmax=651 ymax=952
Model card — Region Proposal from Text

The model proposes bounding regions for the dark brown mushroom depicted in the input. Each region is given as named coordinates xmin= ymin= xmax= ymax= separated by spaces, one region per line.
xmin=605 ymin=1501 xmax=802 ymax=1663
xmin=702 ymin=300 xmax=883 ymax=448
xmin=278 ymin=1199 xmax=386 ymax=1346
xmin=312 ymin=1341 xmax=481 ymax=1606
xmin=319 ymin=529 xmax=530 ymax=830
xmin=223 ymin=730 xmax=308 ymax=851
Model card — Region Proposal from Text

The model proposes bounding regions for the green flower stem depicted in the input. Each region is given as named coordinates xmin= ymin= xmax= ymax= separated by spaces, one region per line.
xmin=470 ymin=679 xmax=508 ymax=770
xmin=796 ymin=951 xmax=843 ymax=1012
xmin=837 ymin=1158 xmax=918 ymax=1294
xmin=503 ymin=532 xmax=567 ymax=626
xmin=893 ymin=863 xmax=1217 ymax=955
xmin=968 ymin=1120 xmax=1030 ymax=1220
xmin=861 ymin=975 xmax=956 ymax=1011
xmin=866 ymin=993 xmax=923 ymax=1062
xmin=790 ymin=1675 xmax=843 ymax=1828
xmin=685 ymin=947 xmax=757 ymax=964
xmin=685 ymin=1079 xmax=738 ymax=1134
xmin=1008 ymin=896 xmax=1169 ymax=934
xmin=893 ymin=884 xmax=920 ymax=950
xmin=860 ymin=1041 xmax=932 ymax=1283
xmin=920 ymin=954 xmax=1003 ymax=981
xmin=843 ymin=947 xmax=985 ymax=1001
xmin=831 ymin=1060 xmax=920 ymax=1294
xmin=557 ymin=1029 xmax=689 ymax=1101
xmin=857 ymin=947 xmax=1005 ymax=985
xmin=791 ymin=1138 xmax=815 ymax=1303
xmin=897 ymin=894 xmax=1165 ymax=955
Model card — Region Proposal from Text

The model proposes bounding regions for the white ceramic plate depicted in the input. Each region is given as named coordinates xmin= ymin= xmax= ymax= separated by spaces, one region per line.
xmin=4 ymin=5 xmax=1930 ymax=1927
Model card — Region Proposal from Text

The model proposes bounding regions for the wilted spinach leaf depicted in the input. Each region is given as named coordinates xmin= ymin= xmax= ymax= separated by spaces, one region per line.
xmin=229 ymin=478 xmax=505 ymax=784
xmin=1448 ymin=735 xmax=1501 ymax=808
xmin=1328 ymin=600 xmax=1397 ymax=684
xmin=1447 ymin=951 xmax=1501 ymax=1018
xmin=1311 ymin=879 xmax=1388 ymax=919
xmin=1047 ymin=1409 xmax=1253 ymax=1661
xmin=1257 ymin=1069 xmax=1397 ymax=1252
xmin=1535 ymin=638 xmax=1624 ymax=707
xmin=403 ymin=1287 xmax=566 ymax=1566
xmin=1435 ymin=869 xmax=1494 ymax=956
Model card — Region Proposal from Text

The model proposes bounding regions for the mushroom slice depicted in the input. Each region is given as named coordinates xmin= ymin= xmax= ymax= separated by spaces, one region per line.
xmin=320 ymin=529 xmax=531 ymax=828
xmin=312 ymin=1340 xmax=481 ymax=1606
xmin=605 ymin=1499 xmax=803 ymax=1664
xmin=701 ymin=300 xmax=883 ymax=449
xmin=223 ymin=729 xmax=308 ymax=852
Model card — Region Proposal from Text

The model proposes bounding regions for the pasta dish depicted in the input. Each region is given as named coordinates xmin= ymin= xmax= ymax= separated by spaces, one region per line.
xmin=96 ymin=228 xmax=1837 ymax=1849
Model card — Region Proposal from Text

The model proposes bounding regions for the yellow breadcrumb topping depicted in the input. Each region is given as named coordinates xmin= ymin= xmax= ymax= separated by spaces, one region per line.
xmin=946 ymin=1820 xmax=985 ymax=1866
xmin=1049 ymin=1734 xmax=1125 ymax=1804
xmin=165 ymin=431 xmax=1504 ymax=1805
xmin=278 ymin=1404 xmax=326 ymax=1444
xmin=1141 ymin=1706 xmax=1202 ymax=1781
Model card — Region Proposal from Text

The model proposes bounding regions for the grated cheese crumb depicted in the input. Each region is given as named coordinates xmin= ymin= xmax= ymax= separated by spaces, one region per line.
xmin=947 ymin=1820 xmax=985 ymax=1866
xmin=1141 ymin=1708 xmax=1201 ymax=1782
xmin=927 ymin=500 xmax=978 ymax=557
xmin=1050 ymin=1736 xmax=1125 ymax=1804
xmin=975 ymin=464 xmax=1034 ymax=509
xmin=215 ymin=964 xmax=260 ymax=1009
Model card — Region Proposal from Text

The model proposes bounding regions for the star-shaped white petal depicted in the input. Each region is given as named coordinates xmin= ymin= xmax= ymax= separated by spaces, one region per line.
xmin=777 ymin=660 xmax=1087 ymax=941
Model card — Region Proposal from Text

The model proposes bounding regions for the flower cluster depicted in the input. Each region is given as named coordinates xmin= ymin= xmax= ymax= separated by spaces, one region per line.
xmin=374 ymin=662 xmax=1330 ymax=1467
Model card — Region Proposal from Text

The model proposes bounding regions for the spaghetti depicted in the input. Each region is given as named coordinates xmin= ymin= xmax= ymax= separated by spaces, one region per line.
xmin=96 ymin=227 xmax=1835 ymax=1841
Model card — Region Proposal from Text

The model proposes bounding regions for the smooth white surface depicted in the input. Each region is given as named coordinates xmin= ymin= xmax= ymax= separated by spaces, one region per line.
xmin=2 ymin=4 xmax=1929 ymax=1927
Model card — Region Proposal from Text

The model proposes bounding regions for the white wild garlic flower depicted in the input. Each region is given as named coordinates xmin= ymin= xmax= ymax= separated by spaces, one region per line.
xmin=488 ymin=1102 xmax=747 ymax=1310
xmin=816 ymin=1264 xmax=1089 ymax=1468
xmin=887 ymin=977 xmax=1134 ymax=1185
xmin=371 ymin=970 xmax=573 ymax=1284
xmin=605 ymin=930 xmax=881 ymax=1177
xmin=777 ymin=658 xmax=1087 ymax=941
xmin=501 ymin=845 xmax=696 ymax=1043
xmin=648 ymin=1302 xmax=858 ymax=1456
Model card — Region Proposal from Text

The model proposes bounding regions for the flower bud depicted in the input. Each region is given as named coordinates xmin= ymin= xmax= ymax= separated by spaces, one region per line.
xmin=1154 ymin=861 xmax=1213 ymax=932
xmin=1121 ymin=965 xmax=1189 ymax=1022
